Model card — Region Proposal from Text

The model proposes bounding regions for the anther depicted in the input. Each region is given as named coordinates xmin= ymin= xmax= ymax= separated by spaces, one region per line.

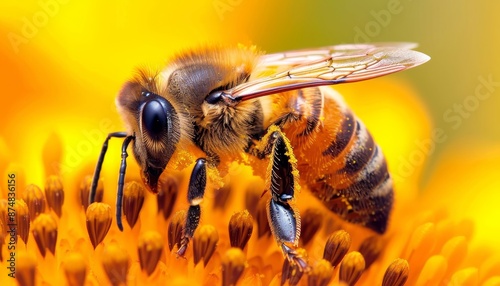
xmin=16 ymin=251 xmax=37 ymax=286
xmin=168 ymin=210 xmax=186 ymax=251
xmin=80 ymin=175 xmax=103 ymax=209
xmin=307 ymin=259 xmax=334 ymax=286
xmin=229 ymin=210 xmax=253 ymax=250
xmin=221 ymin=247 xmax=247 ymax=286
xmin=299 ymin=208 xmax=323 ymax=246
xmin=63 ymin=252 xmax=87 ymax=286
xmin=15 ymin=199 xmax=31 ymax=244
xmin=45 ymin=175 xmax=65 ymax=217
xmin=138 ymin=231 xmax=164 ymax=276
xmin=23 ymin=184 xmax=46 ymax=221
xmin=255 ymin=198 xmax=271 ymax=238
xmin=32 ymin=213 xmax=58 ymax=257
xmin=358 ymin=235 xmax=384 ymax=269
xmin=213 ymin=184 xmax=232 ymax=210
xmin=86 ymin=202 xmax=112 ymax=249
xmin=323 ymin=229 xmax=351 ymax=268
xmin=157 ymin=176 xmax=179 ymax=220
xmin=122 ymin=181 xmax=145 ymax=229
xmin=193 ymin=224 xmax=219 ymax=267
xmin=382 ymin=258 xmax=409 ymax=286
xmin=102 ymin=243 xmax=130 ymax=285
xmin=339 ymin=251 xmax=366 ymax=286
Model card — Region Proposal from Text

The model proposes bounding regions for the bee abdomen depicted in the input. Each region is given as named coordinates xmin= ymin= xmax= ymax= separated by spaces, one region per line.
xmin=312 ymin=117 xmax=393 ymax=233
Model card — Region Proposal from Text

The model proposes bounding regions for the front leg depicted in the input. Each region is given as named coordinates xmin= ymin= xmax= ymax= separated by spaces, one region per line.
xmin=251 ymin=125 xmax=308 ymax=270
xmin=177 ymin=158 xmax=206 ymax=257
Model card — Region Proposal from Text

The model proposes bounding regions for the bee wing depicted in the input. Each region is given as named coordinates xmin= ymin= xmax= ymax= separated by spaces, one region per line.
xmin=227 ymin=43 xmax=430 ymax=101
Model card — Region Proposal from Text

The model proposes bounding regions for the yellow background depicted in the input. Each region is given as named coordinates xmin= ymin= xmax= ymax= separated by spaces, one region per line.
xmin=1 ymin=0 xmax=499 ymax=251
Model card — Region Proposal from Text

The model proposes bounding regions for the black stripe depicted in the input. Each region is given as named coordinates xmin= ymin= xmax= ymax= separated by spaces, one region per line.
xmin=338 ymin=125 xmax=376 ymax=175
xmin=337 ymin=158 xmax=389 ymax=197
xmin=322 ymin=110 xmax=356 ymax=157
xmin=298 ymin=89 xmax=322 ymax=137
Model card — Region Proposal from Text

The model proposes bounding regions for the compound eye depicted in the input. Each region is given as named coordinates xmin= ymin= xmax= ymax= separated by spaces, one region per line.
xmin=142 ymin=100 xmax=167 ymax=139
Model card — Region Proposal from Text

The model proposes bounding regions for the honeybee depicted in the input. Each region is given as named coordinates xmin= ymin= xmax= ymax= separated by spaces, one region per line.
xmin=90 ymin=43 xmax=429 ymax=268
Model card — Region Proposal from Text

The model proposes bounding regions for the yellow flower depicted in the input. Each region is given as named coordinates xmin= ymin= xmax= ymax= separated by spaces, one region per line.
xmin=1 ymin=2 xmax=499 ymax=285
xmin=1 ymin=74 xmax=500 ymax=285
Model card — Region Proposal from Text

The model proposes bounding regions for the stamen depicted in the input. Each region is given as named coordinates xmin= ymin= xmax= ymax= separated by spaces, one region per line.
xmin=122 ymin=181 xmax=145 ymax=229
xmin=157 ymin=175 xmax=178 ymax=220
xmin=255 ymin=198 xmax=271 ymax=238
xmin=63 ymin=252 xmax=87 ymax=286
xmin=244 ymin=177 xmax=264 ymax=217
xmin=323 ymin=229 xmax=351 ymax=268
xmin=281 ymin=248 xmax=307 ymax=285
xmin=0 ymin=200 xmax=8 ymax=234
xmin=440 ymin=236 xmax=467 ymax=278
xmin=16 ymin=251 xmax=36 ymax=286
xmin=80 ymin=175 xmax=103 ymax=209
xmin=229 ymin=210 xmax=253 ymax=250
xmin=339 ymin=251 xmax=366 ymax=286
xmin=382 ymin=258 xmax=409 ymax=286
xmin=221 ymin=247 xmax=247 ymax=286
xmin=86 ymin=202 xmax=112 ymax=249
xmin=449 ymin=267 xmax=478 ymax=285
xmin=168 ymin=210 xmax=186 ymax=251
xmin=299 ymin=208 xmax=323 ymax=246
xmin=138 ymin=231 xmax=164 ymax=276
xmin=193 ymin=224 xmax=219 ymax=266
xmin=358 ymin=235 xmax=384 ymax=269
xmin=102 ymin=243 xmax=130 ymax=285
xmin=307 ymin=259 xmax=334 ymax=286
xmin=32 ymin=213 xmax=58 ymax=257
xmin=15 ymin=199 xmax=31 ymax=244
xmin=45 ymin=175 xmax=65 ymax=217
xmin=23 ymin=184 xmax=46 ymax=221
xmin=415 ymin=255 xmax=447 ymax=285
xmin=213 ymin=184 xmax=232 ymax=210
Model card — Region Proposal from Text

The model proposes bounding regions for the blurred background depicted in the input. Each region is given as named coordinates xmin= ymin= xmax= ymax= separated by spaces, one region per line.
xmin=1 ymin=1 xmax=499 ymax=247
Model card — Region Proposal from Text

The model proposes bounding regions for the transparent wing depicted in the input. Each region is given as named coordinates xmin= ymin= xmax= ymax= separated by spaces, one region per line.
xmin=226 ymin=43 xmax=430 ymax=101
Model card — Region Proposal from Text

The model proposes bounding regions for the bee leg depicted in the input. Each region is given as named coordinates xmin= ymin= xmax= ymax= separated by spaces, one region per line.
xmin=89 ymin=132 xmax=135 ymax=231
xmin=177 ymin=158 xmax=206 ymax=257
xmin=255 ymin=126 xmax=308 ymax=271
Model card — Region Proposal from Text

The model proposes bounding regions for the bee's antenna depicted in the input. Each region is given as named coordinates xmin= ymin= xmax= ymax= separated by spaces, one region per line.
xmin=89 ymin=132 xmax=129 ymax=205
xmin=116 ymin=135 xmax=135 ymax=231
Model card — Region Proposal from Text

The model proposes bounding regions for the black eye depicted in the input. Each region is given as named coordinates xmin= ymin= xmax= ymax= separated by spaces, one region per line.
xmin=142 ymin=100 xmax=167 ymax=139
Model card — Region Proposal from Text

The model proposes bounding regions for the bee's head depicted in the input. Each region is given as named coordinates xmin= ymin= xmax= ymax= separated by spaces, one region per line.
xmin=117 ymin=78 xmax=180 ymax=193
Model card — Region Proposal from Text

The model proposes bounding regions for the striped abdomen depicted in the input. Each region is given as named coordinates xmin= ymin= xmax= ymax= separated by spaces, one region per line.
xmin=263 ymin=87 xmax=394 ymax=233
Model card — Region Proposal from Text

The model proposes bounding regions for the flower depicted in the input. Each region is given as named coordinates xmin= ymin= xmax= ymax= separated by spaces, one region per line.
xmin=2 ymin=75 xmax=500 ymax=286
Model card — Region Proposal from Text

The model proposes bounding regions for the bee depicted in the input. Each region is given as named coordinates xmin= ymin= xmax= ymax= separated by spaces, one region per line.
xmin=90 ymin=43 xmax=429 ymax=268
